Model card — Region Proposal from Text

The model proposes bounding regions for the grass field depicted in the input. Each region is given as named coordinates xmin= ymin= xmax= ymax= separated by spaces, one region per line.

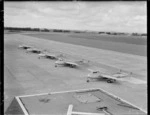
xmin=25 ymin=32 xmax=147 ymax=56
xmin=4 ymin=32 xmax=147 ymax=113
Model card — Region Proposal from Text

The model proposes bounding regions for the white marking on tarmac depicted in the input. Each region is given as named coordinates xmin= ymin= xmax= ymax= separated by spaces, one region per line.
xmin=18 ymin=88 xmax=99 ymax=98
xmin=15 ymin=97 xmax=29 ymax=115
xmin=72 ymin=111 xmax=105 ymax=115
xmin=123 ymin=77 xmax=147 ymax=84
xmin=67 ymin=104 xmax=73 ymax=115
xmin=67 ymin=104 xmax=105 ymax=115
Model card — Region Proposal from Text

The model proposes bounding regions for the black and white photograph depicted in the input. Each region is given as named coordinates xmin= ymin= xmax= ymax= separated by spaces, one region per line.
xmin=4 ymin=1 xmax=147 ymax=115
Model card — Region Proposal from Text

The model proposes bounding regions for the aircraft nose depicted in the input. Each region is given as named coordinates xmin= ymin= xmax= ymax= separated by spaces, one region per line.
xmin=87 ymin=74 xmax=91 ymax=77
xmin=39 ymin=53 xmax=44 ymax=56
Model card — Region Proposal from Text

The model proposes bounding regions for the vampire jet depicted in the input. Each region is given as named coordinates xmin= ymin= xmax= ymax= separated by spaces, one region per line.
xmin=26 ymin=48 xmax=43 ymax=54
xmin=38 ymin=52 xmax=58 ymax=60
xmin=18 ymin=44 xmax=32 ymax=49
xmin=87 ymin=69 xmax=131 ymax=83
xmin=55 ymin=59 xmax=79 ymax=68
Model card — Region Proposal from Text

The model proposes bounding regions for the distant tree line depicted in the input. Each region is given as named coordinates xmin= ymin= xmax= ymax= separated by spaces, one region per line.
xmin=132 ymin=33 xmax=147 ymax=36
xmin=53 ymin=29 xmax=71 ymax=33
xmin=99 ymin=31 xmax=147 ymax=36
xmin=5 ymin=27 xmax=41 ymax=31
xmin=4 ymin=27 xmax=70 ymax=33
xmin=4 ymin=27 xmax=147 ymax=36
xmin=5 ymin=27 xmax=52 ymax=32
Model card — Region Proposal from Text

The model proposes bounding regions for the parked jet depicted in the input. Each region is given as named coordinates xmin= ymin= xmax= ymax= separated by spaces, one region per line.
xmin=38 ymin=53 xmax=58 ymax=60
xmin=86 ymin=69 xmax=131 ymax=83
xmin=26 ymin=48 xmax=43 ymax=54
xmin=18 ymin=45 xmax=32 ymax=49
xmin=55 ymin=59 xmax=79 ymax=68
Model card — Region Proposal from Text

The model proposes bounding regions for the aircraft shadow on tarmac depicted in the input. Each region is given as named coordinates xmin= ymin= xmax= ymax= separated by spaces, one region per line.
xmin=86 ymin=78 xmax=122 ymax=85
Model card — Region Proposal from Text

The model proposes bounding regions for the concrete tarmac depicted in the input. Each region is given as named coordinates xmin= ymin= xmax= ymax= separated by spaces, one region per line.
xmin=4 ymin=33 xmax=147 ymax=112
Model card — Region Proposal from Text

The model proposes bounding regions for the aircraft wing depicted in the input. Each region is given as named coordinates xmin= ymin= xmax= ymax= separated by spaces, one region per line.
xmin=101 ymin=74 xmax=126 ymax=81
xmin=29 ymin=48 xmax=40 ymax=51
xmin=87 ymin=70 xmax=128 ymax=83
xmin=55 ymin=60 xmax=78 ymax=68
xmin=55 ymin=60 xmax=65 ymax=64
xmin=112 ymin=73 xmax=129 ymax=78
xmin=39 ymin=53 xmax=46 ymax=57
xmin=101 ymin=74 xmax=116 ymax=79
xmin=46 ymin=54 xmax=57 ymax=58
xmin=27 ymin=48 xmax=42 ymax=54
xmin=27 ymin=48 xmax=33 ymax=51
xmin=19 ymin=45 xmax=32 ymax=49
xmin=65 ymin=62 xmax=78 ymax=66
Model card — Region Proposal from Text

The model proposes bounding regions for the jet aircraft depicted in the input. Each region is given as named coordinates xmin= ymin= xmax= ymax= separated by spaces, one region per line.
xmin=18 ymin=44 xmax=32 ymax=49
xmin=38 ymin=53 xmax=58 ymax=60
xmin=26 ymin=48 xmax=43 ymax=54
xmin=87 ymin=69 xmax=131 ymax=83
xmin=55 ymin=59 xmax=79 ymax=68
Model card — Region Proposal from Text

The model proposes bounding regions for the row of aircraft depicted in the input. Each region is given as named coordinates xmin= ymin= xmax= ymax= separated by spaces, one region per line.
xmin=18 ymin=44 xmax=80 ymax=68
xmin=18 ymin=44 xmax=132 ymax=83
xmin=39 ymin=52 xmax=79 ymax=68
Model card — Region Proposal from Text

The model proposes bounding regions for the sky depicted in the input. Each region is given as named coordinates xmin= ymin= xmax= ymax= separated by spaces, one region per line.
xmin=4 ymin=1 xmax=147 ymax=33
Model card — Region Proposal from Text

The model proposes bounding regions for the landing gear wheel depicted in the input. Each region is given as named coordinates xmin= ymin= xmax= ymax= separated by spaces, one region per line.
xmin=71 ymin=65 xmax=74 ymax=68
xmin=107 ymin=80 xmax=112 ymax=83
